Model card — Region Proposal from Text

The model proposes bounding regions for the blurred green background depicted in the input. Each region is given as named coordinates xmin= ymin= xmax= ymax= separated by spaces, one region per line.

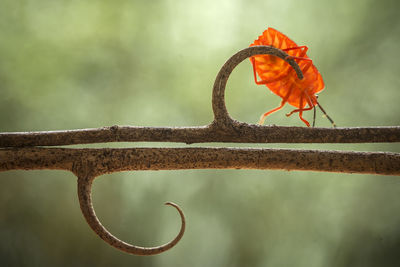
xmin=1 ymin=0 xmax=400 ymax=266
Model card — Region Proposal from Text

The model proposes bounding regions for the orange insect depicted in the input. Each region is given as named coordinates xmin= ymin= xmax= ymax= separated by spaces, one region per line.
xmin=250 ymin=27 xmax=335 ymax=127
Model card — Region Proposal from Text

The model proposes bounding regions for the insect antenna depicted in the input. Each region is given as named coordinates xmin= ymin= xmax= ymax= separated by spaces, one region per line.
xmin=312 ymin=105 xmax=316 ymax=127
xmin=316 ymin=101 xmax=336 ymax=127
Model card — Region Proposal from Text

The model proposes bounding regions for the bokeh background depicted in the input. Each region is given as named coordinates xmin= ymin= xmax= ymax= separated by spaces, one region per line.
xmin=1 ymin=0 xmax=400 ymax=266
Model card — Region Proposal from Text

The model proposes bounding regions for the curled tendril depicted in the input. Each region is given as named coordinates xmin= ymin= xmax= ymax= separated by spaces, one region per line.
xmin=77 ymin=173 xmax=185 ymax=255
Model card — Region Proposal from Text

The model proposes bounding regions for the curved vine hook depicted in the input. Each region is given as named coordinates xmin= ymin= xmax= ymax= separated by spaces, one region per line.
xmin=211 ymin=45 xmax=303 ymax=125
xmin=77 ymin=173 xmax=185 ymax=255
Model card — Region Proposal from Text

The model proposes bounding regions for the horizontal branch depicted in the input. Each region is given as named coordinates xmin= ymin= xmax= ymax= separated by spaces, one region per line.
xmin=1 ymin=124 xmax=399 ymax=147
xmin=1 ymin=147 xmax=399 ymax=176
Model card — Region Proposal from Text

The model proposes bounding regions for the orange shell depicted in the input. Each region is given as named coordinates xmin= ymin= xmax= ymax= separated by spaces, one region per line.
xmin=250 ymin=27 xmax=324 ymax=108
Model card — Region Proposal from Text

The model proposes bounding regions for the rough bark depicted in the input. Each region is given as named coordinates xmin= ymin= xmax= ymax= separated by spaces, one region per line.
xmin=1 ymin=147 xmax=399 ymax=176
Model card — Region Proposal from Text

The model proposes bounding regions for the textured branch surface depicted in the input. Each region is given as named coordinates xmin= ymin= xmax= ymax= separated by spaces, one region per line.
xmin=1 ymin=147 xmax=399 ymax=175
xmin=1 ymin=125 xmax=400 ymax=147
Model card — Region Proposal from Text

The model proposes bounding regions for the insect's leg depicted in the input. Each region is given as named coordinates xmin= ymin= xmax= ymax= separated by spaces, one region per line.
xmin=259 ymin=85 xmax=293 ymax=125
xmin=283 ymin=46 xmax=311 ymax=62
xmin=285 ymin=55 xmax=313 ymax=62
xmin=282 ymin=46 xmax=308 ymax=54
xmin=283 ymin=46 xmax=312 ymax=61
xmin=285 ymin=50 xmax=314 ymax=77
xmin=259 ymin=103 xmax=286 ymax=125
xmin=251 ymin=57 xmax=267 ymax=85
xmin=251 ymin=57 xmax=286 ymax=85
xmin=299 ymin=111 xmax=310 ymax=127
xmin=300 ymin=60 xmax=313 ymax=74
xmin=297 ymin=94 xmax=311 ymax=127
xmin=286 ymin=99 xmax=314 ymax=116
xmin=285 ymin=93 xmax=313 ymax=126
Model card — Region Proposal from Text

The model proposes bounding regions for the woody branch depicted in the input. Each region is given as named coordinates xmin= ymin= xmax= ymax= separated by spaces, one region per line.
xmin=1 ymin=147 xmax=399 ymax=176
